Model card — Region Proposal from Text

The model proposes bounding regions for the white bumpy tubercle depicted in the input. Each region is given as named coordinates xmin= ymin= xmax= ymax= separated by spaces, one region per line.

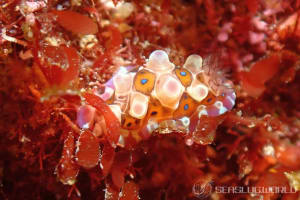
xmin=113 ymin=72 xmax=134 ymax=96
xmin=186 ymin=79 xmax=209 ymax=102
xmin=145 ymin=50 xmax=175 ymax=72
xmin=129 ymin=92 xmax=149 ymax=119
xmin=153 ymin=73 xmax=184 ymax=109
xmin=183 ymin=54 xmax=203 ymax=74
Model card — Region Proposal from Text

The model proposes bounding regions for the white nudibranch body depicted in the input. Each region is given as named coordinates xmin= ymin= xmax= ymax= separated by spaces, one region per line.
xmin=83 ymin=50 xmax=236 ymax=135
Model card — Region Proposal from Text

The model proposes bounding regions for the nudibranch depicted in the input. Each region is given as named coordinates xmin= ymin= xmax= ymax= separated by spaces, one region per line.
xmin=85 ymin=50 xmax=236 ymax=141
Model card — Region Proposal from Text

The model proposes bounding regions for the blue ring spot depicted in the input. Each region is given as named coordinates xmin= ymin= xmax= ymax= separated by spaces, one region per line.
xmin=184 ymin=104 xmax=189 ymax=110
xmin=180 ymin=71 xmax=187 ymax=76
xmin=140 ymin=79 xmax=148 ymax=85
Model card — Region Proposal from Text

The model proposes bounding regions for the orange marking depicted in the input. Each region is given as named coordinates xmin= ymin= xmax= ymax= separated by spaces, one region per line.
xmin=173 ymin=93 xmax=198 ymax=118
xmin=175 ymin=68 xmax=192 ymax=87
xmin=134 ymin=69 xmax=156 ymax=95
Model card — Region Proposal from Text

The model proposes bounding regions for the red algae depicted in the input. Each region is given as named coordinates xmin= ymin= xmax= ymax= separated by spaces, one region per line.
xmin=53 ymin=10 xmax=99 ymax=35
xmin=38 ymin=45 xmax=81 ymax=87
xmin=0 ymin=0 xmax=300 ymax=200
xmin=76 ymin=130 xmax=100 ymax=169
xmin=56 ymin=130 xmax=79 ymax=185
xmin=239 ymin=53 xmax=280 ymax=97
xmin=83 ymin=93 xmax=120 ymax=146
